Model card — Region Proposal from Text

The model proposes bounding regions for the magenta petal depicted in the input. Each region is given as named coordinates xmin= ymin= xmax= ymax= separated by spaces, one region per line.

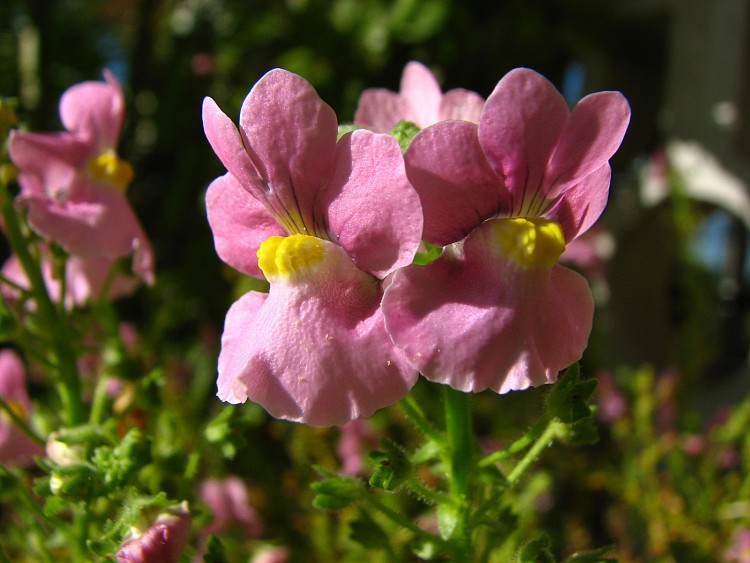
xmin=59 ymin=70 xmax=124 ymax=148
xmin=399 ymin=61 xmax=443 ymax=127
xmin=383 ymin=223 xmax=594 ymax=393
xmin=354 ymin=89 xmax=410 ymax=133
xmin=439 ymin=89 xmax=485 ymax=123
xmin=325 ymin=130 xmax=422 ymax=277
xmin=206 ymin=173 xmax=285 ymax=278
xmin=546 ymin=91 xmax=631 ymax=195
xmin=479 ymin=68 xmax=569 ymax=197
xmin=546 ymin=164 xmax=611 ymax=241
xmin=238 ymin=69 xmax=338 ymax=223
xmin=202 ymin=97 xmax=266 ymax=194
xmin=217 ymin=242 xmax=417 ymax=426
xmin=9 ymin=131 xmax=89 ymax=198
xmin=405 ymin=121 xmax=506 ymax=245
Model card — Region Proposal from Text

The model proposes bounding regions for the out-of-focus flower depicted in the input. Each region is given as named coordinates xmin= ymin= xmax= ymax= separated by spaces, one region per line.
xmin=251 ymin=546 xmax=289 ymax=563
xmin=337 ymin=418 xmax=377 ymax=476
xmin=203 ymin=69 xmax=422 ymax=425
xmin=382 ymin=68 xmax=630 ymax=393
xmin=199 ymin=476 xmax=263 ymax=539
xmin=595 ymin=371 xmax=627 ymax=423
xmin=354 ymin=61 xmax=484 ymax=133
xmin=725 ymin=528 xmax=750 ymax=562
xmin=1 ymin=244 xmax=139 ymax=309
xmin=8 ymin=70 xmax=154 ymax=284
xmin=116 ymin=502 xmax=191 ymax=563
xmin=0 ymin=349 xmax=43 ymax=466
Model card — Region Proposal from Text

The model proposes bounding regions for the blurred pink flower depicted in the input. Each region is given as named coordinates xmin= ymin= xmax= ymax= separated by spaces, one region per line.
xmin=725 ymin=528 xmax=750 ymax=562
xmin=0 ymin=349 xmax=44 ymax=466
xmin=116 ymin=502 xmax=191 ymax=563
xmin=595 ymin=372 xmax=627 ymax=423
xmin=337 ymin=418 xmax=377 ymax=476
xmin=251 ymin=546 xmax=289 ymax=563
xmin=355 ymin=61 xmax=484 ymax=133
xmin=200 ymin=476 xmax=263 ymax=539
xmin=1 ymin=244 xmax=139 ymax=310
xmin=203 ymin=69 xmax=422 ymax=425
xmin=382 ymin=68 xmax=630 ymax=393
xmin=8 ymin=70 xmax=154 ymax=284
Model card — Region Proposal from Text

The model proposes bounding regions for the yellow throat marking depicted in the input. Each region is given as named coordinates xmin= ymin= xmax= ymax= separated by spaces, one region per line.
xmin=87 ymin=150 xmax=134 ymax=189
xmin=491 ymin=217 xmax=565 ymax=268
xmin=257 ymin=234 xmax=325 ymax=279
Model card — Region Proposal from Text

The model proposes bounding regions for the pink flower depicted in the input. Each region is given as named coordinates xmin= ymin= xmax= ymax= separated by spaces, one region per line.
xmin=354 ymin=61 xmax=484 ymax=133
xmin=252 ymin=546 xmax=289 ymax=563
xmin=337 ymin=418 xmax=377 ymax=476
xmin=1 ymin=245 xmax=139 ymax=309
xmin=200 ymin=476 xmax=263 ymax=538
xmin=0 ymin=349 xmax=44 ymax=466
xmin=382 ymin=68 xmax=630 ymax=393
xmin=116 ymin=502 xmax=191 ymax=563
xmin=203 ymin=69 xmax=422 ymax=426
xmin=8 ymin=71 xmax=154 ymax=284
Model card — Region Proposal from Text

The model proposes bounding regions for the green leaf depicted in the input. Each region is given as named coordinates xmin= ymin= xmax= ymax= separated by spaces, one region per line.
xmin=368 ymin=438 xmax=411 ymax=491
xmin=518 ymin=536 xmax=555 ymax=563
xmin=388 ymin=120 xmax=421 ymax=152
xmin=203 ymin=535 xmax=231 ymax=563
xmin=412 ymin=240 xmax=443 ymax=266
xmin=436 ymin=503 xmax=459 ymax=540
xmin=547 ymin=363 xmax=597 ymax=424
xmin=311 ymin=475 xmax=360 ymax=510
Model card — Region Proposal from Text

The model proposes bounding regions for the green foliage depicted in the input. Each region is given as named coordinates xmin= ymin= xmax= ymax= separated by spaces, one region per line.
xmin=368 ymin=437 xmax=411 ymax=491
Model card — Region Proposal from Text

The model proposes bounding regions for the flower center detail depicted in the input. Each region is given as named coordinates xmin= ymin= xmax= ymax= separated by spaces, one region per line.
xmin=491 ymin=217 xmax=566 ymax=268
xmin=87 ymin=150 xmax=134 ymax=189
xmin=257 ymin=234 xmax=325 ymax=280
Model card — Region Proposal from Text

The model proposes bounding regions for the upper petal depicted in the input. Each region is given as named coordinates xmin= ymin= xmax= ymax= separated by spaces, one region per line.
xmin=382 ymin=220 xmax=594 ymax=393
xmin=545 ymin=90 xmax=631 ymax=196
xmin=59 ymin=70 xmax=125 ymax=149
xmin=439 ymin=89 xmax=485 ymax=123
xmin=354 ymin=89 xmax=410 ymax=133
xmin=479 ymin=68 xmax=569 ymax=201
xmin=324 ymin=130 xmax=422 ymax=278
xmin=202 ymin=97 xmax=266 ymax=196
xmin=205 ymin=173 xmax=286 ymax=278
xmin=238 ymin=69 xmax=338 ymax=233
xmin=404 ymin=120 xmax=507 ymax=245
xmin=399 ymin=61 xmax=443 ymax=127
xmin=545 ymin=164 xmax=612 ymax=241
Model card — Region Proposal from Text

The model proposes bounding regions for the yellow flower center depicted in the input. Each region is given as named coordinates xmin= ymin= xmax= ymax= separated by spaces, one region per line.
xmin=87 ymin=150 xmax=134 ymax=189
xmin=490 ymin=217 xmax=566 ymax=268
xmin=257 ymin=234 xmax=326 ymax=280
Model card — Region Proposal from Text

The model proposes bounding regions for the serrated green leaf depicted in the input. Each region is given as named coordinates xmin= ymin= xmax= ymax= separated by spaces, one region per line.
xmin=368 ymin=438 xmax=411 ymax=491
xmin=519 ymin=536 xmax=555 ymax=563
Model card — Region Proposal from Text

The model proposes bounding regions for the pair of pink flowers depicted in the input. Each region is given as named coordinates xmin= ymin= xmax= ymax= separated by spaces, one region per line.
xmin=5 ymin=71 xmax=153 ymax=306
xmin=203 ymin=63 xmax=630 ymax=426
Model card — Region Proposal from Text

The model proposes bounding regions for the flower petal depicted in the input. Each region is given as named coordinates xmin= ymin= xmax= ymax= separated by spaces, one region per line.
xmin=545 ymin=163 xmax=611 ymax=241
xmin=399 ymin=61 xmax=443 ymax=127
xmin=382 ymin=221 xmax=594 ymax=393
xmin=202 ymin=97 xmax=266 ymax=195
xmin=324 ymin=130 xmax=422 ymax=278
xmin=59 ymin=70 xmax=124 ymax=149
xmin=206 ymin=173 xmax=285 ymax=278
xmin=9 ymin=130 xmax=89 ymax=198
xmin=439 ymin=89 xmax=484 ymax=123
xmin=479 ymin=68 xmax=569 ymax=200
xmin=238 ymin=69 xmax=338 ymax=234
xmin=354 ymin=89 xmax=410 ymax=133
xmin=404 ymin=120 xmax=506 ymax=245
xmin=217 ymin=241 xmax=416 ymax=426
xmin=545 ymin=90 xmax=631 ymax=195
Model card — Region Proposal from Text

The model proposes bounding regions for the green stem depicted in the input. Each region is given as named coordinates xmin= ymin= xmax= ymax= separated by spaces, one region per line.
xmin=364 ymin=494 xmax=447 ymax=547
xmin=407 ymin=476 xmax=453 ymax=506
xmin=399 ymin=395 xmax=445 ymax=445
xmin=506 ymin=420 xmax=562 ymax=486
xmin=478 ymin=415 xmax=551 ymax=467
xmin=0 ymin=183 xmax=83 ymax=425
xmin=0 ymin=395 xmax=45 ymax=445
xmin=443 ymin=386 xmax=473 ymax=561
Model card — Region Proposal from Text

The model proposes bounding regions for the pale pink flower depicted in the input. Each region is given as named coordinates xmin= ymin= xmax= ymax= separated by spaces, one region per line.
xmin=1 ymin=245 xmax=139 ymax=309
xmin=8 ymin=71 xmax=154 ymax=284
xmin=337 ymin=418 xmax=377 ymax=476
xmin=0 ymin=349 xmax=44 ymax=466
xmin=382 ymin=68 xmax=630 ymax=393
xmin=252 ymin=546 xmax=289 ymax=563
xmin=199 ymin=476 xmax=263 ymax=539
xmin=203 ymin=69 xmax=422 ymax=426
xmin=354 ymin=61 xmax=484 ymax=133
xmin=116 ymin=502 xmax=191 ymax=563
xmin=725 ymin=529 xmax=750 ymax=562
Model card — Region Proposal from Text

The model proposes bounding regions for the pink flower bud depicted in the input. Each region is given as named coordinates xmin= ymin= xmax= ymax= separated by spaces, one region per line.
xmin=116 ymin=502 xmax=191 ymax=563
